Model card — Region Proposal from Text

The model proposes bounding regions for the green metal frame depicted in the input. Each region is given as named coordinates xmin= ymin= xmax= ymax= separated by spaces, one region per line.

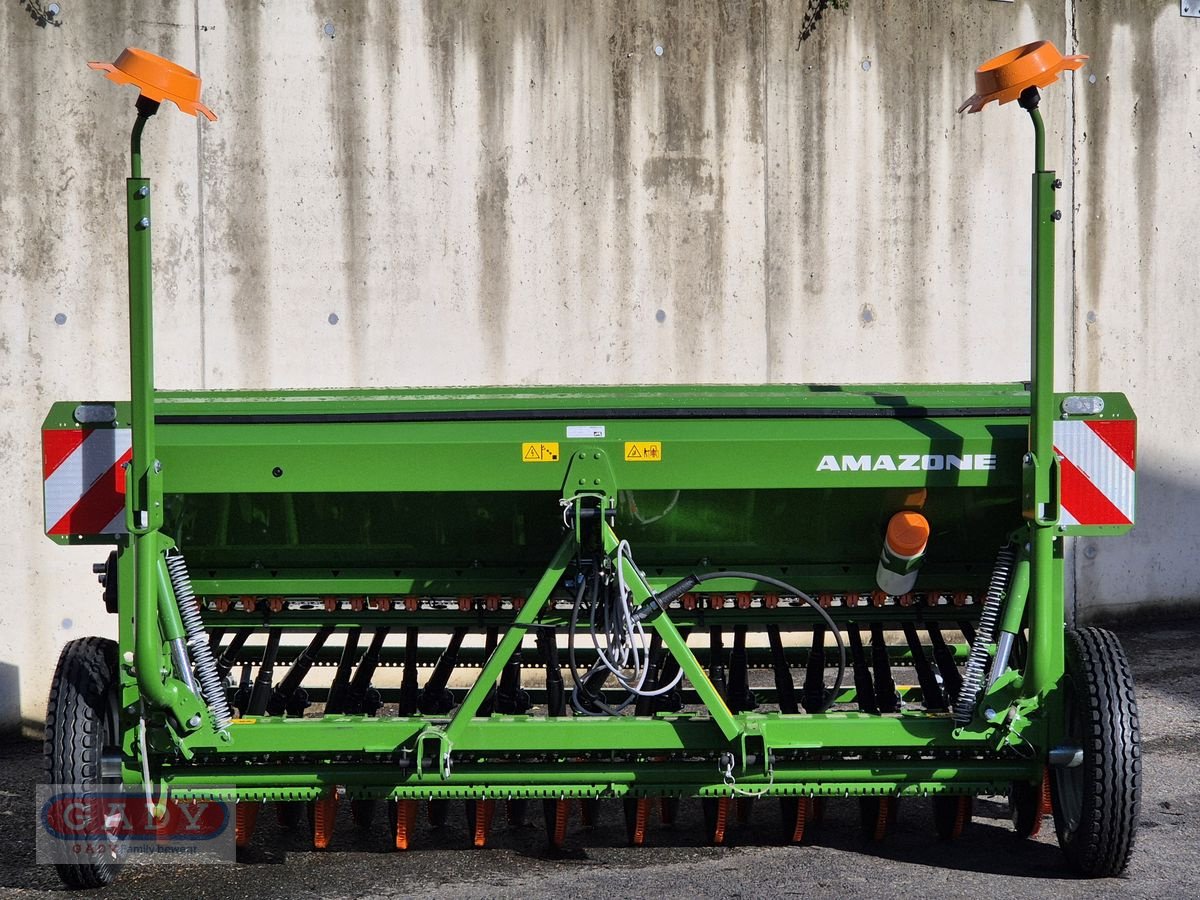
xmin=58 ymin=87 xmax=1118 ymax=803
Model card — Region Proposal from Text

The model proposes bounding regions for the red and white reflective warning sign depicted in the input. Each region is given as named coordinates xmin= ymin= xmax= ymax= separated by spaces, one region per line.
xmin=43 ymin=428 xmax=133 ymax=536
xmin=1053 ymin=419 xmax=1136 ymax=527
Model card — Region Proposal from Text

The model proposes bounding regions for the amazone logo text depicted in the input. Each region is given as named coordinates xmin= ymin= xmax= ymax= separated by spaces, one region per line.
xmin=816 ymin=454 xmax=997 ymax=472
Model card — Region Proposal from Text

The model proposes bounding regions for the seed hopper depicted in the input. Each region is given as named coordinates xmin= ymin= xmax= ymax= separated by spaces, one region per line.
xmin=42 ymin=41 xmax=1140 ymax=888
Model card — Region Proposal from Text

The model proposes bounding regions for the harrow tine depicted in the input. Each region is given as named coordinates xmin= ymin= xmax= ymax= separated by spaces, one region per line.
xmin=702 ymin=797 xmax=732 ymax=845
xmin=543 ymin=798 xmax=570 ymax=848
xmin=859 ymin=797 xmax=898 ymax=842
xmin=727 ymin=625 xmax=758 ymax=712
xmin=623 ymin=797 xmax=650 ymax=846
xmin=779 ymin=797 xmax=815 ymax=844
xmin=391 ymin=798 xmax=417 ymax=850
xmin=802 ymin=624 xmax=827 ymax=713
xmin=933 ymin=795 xmax=973 ymax=841
xmin=312 ymin=794 xmax=338 ymax=849
xmin=1011 ymin=765 xmax=1053 ymax=838
xmin=234 ymin=801 xmax=258 ymax=848
xmin=901 ymin=621 xmax=946 ymax=710
xmin=847 ymin=625 xmax=879 ymax=714
xmin=465 ymin=798 xmax=496 ymax=848
xmin=927 ymin=623 xmax=964 ymax=700
xmin=767 ymin=625 xmax=799 ymax=714
xmin=869 ymin=624 xmax=901 ymax=713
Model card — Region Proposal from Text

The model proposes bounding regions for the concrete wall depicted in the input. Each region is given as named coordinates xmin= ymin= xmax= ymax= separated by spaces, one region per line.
xmin=1 ymin=0 xmax=1196 ymax=730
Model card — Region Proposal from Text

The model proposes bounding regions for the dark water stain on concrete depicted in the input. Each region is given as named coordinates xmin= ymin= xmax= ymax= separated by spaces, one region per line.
xmin=1080 ymin=33 xmax=1113 ymax=395
xmin=607 ymin=0 xmax=639 ymax=368
xmin=1076 ymin=1 xmax=1161 ymax=390
xmin=314 ymin=0 xmax=375 ymax=386
xmin=790 ymin=2 xmax=830 ymax=362
xmin=641 ymin=155 xmax=715 ymax=195
xmin=207 ymin=1 xmax=272 ymax=387
xmin=471 ymin=5 xmax=515 ymax=380
xmin=870 ymin=1 xmax=943 ymax=371
xmin=421 ymin=0 xmax=460 ymax=131
xmin=3 ymin=0 xmax=132 ymax=286
xmin=421 ymin=2 xmax=547 ymax=381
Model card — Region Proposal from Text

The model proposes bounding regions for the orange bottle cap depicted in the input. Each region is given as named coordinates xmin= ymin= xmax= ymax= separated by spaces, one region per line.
xmin=958 ymin=40 xmax=1086 ymax=114
xmin=886 ymin=511 xmax=930 ymax=558
xmin=88 ymin=48 xmax=216 ymax=121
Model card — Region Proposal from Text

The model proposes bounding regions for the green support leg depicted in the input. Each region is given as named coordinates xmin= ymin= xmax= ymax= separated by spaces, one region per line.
xmin=441 ymin=535 xmax=575 ymax=746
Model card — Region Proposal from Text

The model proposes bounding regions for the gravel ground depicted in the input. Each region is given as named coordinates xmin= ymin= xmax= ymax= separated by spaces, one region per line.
xmin=1 ymin=621 xmax=1197 ymax=899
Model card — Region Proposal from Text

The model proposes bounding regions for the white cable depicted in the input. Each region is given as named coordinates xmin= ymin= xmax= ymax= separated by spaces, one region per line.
xmin=138 ymin=713 xmax=154 ymax=818
xmin=584 ymin=541 xmax=684 ymax=703
xmin=622 ymin=490 xmax=680 ymax=526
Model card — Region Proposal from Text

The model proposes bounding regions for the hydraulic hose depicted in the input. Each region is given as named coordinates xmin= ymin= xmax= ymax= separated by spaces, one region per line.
xmin=574 ymin=565 xmax=847 ymax=715
xmin=692 ymin=572 xmax=845 ymax=713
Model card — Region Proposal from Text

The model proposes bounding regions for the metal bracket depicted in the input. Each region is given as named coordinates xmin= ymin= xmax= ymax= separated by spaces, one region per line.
xmin=415 ymin=730 xmax=451 ymax=780
xmin=560 ymin=447 xmax=618 ymax=502
xmin=1022 ymin=452 xmax=1061 ymax=527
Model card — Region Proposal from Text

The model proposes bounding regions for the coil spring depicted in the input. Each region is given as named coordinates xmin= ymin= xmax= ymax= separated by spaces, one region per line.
xmin=165 ymin=550 xmax=233 ymax=731
xmin=952 ymin=543 xmax=1017 ymax=726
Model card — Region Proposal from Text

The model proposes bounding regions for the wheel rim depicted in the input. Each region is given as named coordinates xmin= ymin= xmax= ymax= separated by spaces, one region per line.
xmin=97 ymin=684 xmax=124 ymax=865
xmin=1055 ymin=674 xmax=1085 ymax=834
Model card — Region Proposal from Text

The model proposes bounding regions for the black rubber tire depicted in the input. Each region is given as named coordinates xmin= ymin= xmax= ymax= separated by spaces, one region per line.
xmin=1051 ymin=627 xmax=1141 ymax=877
xmin=43 ymin=637 xmax=122 ymax=890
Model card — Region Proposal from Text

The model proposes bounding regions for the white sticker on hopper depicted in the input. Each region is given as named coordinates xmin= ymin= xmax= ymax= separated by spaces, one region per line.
xmin=566 ymin=426 xmax=606 ymax=439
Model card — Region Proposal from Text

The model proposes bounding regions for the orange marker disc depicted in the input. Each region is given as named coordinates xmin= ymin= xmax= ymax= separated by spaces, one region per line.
xmin=959 ymin=40 xmax=1086 ymax=114
xmin=88 ymin=47 xmax=217 ymax=120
